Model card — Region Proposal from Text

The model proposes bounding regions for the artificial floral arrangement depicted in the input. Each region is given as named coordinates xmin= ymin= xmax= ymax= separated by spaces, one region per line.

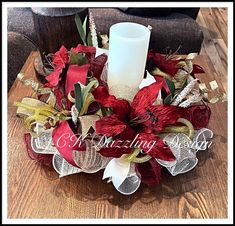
xmin=14 ymin=14 xmax=226 ymax=195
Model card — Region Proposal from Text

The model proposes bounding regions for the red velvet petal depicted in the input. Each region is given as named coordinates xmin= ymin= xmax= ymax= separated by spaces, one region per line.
xmin=89 ymin=53 xmax=108 ymax=80
xmin=131 ymin=81 xmax=163 ymax=118
xmin=24 ymin=133 xmax=53 ymax=166
xmin=135 ymin=158 xmax=162 ymax=186
xmin=92 ymin=86 xmax=130 ymax=122
xmin=184 ymin=104 xmax=211 ymax=129
xmin=147 ymin=50 xmax=180 ymax=76
xmin=52 ymin=45 xmax=69 ymax=67
xmin=119 ymin=125 xmax=137 ymax=141
xmin=98 ymin=145 xmax=132 ymax=158
xmin=45 ymin=67 xmax=63 ymax=87
xmin=145 ymin=105 xmax=187 ymax=132
xmin=70 ymin=44 xmax=96 ymax=54
xmin=137 ymin=132 xmax=175 ymax=161
xmin=154 ymin=75 xmax=170 ymax=94
xmin=192 ymin=64 xmax=205 ymax=74
xmin=70 ymin=44 xmax=96 ymax=63
xmin=52 ymin=121 xmax=86 ymax=167
xmin=65 ymin=64 xmax=89 ymax=109
xmin=95 ymin=115 xmax=127 ymax=137
xmin=54 ymin=84 xmax=65 ymax=109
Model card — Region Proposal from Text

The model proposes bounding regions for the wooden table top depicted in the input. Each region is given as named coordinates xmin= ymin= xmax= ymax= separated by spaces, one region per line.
xmin=8 ymin=52 xmax=227 ymax=219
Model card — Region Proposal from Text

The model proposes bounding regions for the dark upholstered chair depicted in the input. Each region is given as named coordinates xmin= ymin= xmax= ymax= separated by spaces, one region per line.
xmin=90 ymin=8 xmax=203 ymax=54
xmin=7 ymin=8 xmax=37 ymax=91
xmin=7 ymin=7 xmax=203 ymax=91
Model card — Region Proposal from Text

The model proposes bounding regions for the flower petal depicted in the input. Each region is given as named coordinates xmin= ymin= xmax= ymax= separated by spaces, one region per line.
xmin=98 ymin=145 xmax=132 ymax=158
xmin=131 ymin=81 xmax=163 ymax=117
xmin=52 ymin=45 xmax=69 ymax=67
xmin=147 ymin=50 xmax=180 ymax=76
xmin=135 ymin=158 xmax=162 ymax=186
xmin=137 ymin=132 xmax=175 ymax=161
xmin=95 ymin=115 xmax=127 ymax=137
xmin=192 ymin=64 xmax=205 ymax=74
xmin=103 ymin=157 xmax=130 ymax=188
xmin=146 ymin=105 xmax=187 ymax=132
xmin=92 ymin=85 xmax=130 ymax=122
xmin=70 ymin=44 xmax=96 ymax=55
xmin=90 ymin=53 xmax=108 ymax=80
xmin=184 ymin=104 xmax=211 ymax=129
xmin=45 ymin=67 xmax=63 ymax=87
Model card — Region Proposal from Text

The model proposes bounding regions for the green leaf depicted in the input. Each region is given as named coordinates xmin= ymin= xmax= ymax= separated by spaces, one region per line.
xmin=81 ymin=79 xmax=99 ymax=103
xmin=70 ymin=52 xmax=88 ymax=66
xmin=100 ymin=106 xmax=108 ymax=116
xmin=77 ymin=53 xmax=88 ymax=66
xmin=75 ymin=14 xmax=86 ymax=45
xmin=87 ymin=31 xmax=93 ymax=46
xmin=165 ymin=78 xmax=175 ymax=96
xmin=82 ymin=16 xmax=87 ymax=37
xmin=163 ymin=94 xmax=172 ymax=105
xmin=70 ymin=52 xmax=78 ymax=65
xmin=74 ymin=83 xmax=83 ymax=113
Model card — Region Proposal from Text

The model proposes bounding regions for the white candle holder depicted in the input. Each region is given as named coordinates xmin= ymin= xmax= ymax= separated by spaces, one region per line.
xmin=107 ymin=22 xmax=151 ymax=101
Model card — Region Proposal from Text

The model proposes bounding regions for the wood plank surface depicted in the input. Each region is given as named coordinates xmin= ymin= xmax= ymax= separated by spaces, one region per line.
xmin=197 ymin=8 xmax=227 ymax=92
xmin=7 ymin=51 xmax=227 ymax=218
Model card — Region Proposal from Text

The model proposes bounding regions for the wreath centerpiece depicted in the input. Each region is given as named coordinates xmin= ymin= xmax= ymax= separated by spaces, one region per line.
xmin=14 ymin=15 xmax=226 ymax=195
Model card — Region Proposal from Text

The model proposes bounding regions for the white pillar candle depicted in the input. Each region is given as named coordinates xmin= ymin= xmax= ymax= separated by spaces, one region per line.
xmin=107 ymin=22 xmax=151 ymax=101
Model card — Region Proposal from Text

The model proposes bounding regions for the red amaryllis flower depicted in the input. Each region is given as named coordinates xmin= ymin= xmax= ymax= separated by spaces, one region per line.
xmin=147 ymin=50 xmax=180 ymax=76
xmin=93 ymin=82 xmax=186 ymax=160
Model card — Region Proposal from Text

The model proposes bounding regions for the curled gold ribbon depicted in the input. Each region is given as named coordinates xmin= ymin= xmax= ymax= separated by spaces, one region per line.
xmin=124 ymin=149 xmax=152 ymax=164
xmin=177 ymin=118 xmax=194 ymax=139
xmin=161 ymin=119 xmax=194 ymax=139
xmin=14 ymin=98 xmax=71 ymax=132
xmin=17 ymin=73 xmax=52 ymax=95
xmin=162 ymin=125 xmax=189 ymax=135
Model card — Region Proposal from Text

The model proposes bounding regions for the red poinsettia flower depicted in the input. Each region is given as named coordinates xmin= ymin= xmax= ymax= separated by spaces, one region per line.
xmin=45 ymin=44 xmax=108 ymax=111
xmin=70 ymin=44 xmax=96 ymax=56
xmin=45 ymin=45 xmax=69 ymax=87
xmin=70 ymin=44 xmax=108 ymax=82
xmin=93 ymin=82 xmax=187 ymax=160
xmin=52 ymin=45 xmax=69 ymax=67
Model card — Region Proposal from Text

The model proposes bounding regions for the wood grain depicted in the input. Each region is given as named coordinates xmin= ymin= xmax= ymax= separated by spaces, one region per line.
xmin=197 ymin=8 xmax=227 ymax=92
xmin=8 ymin=51 xmax=227 ymax=218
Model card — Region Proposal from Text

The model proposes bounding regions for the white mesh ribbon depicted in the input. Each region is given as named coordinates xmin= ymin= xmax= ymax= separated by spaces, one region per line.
xmin=103 ymin=156 xmax=141 ymax=195
xmin=72 ymin=141 xmax=110 ymax=174
xmin=30 ymin=121 xmax=110 ymax=177
xmin=31 ymin=124 xmax=58 ymax=154
xmin=52 ymin=153 xmax=81 ymax=177
xmin=157 ymin=128 xmax=213 ymax=176
xmin=70 ymin=115 xmax=111 ymax=174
